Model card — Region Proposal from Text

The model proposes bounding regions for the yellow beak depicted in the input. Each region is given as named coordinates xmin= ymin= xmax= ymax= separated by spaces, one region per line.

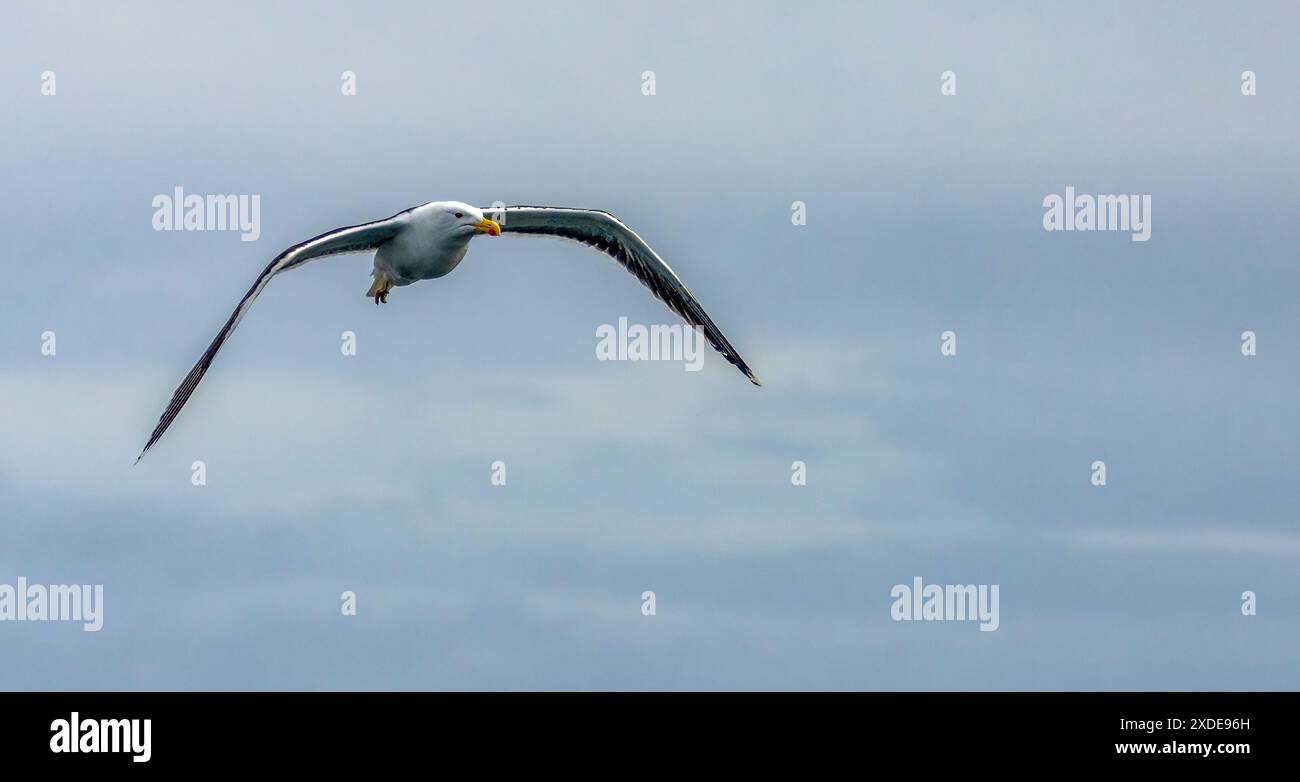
xmin=472 ymin=217 xmax=501 ymax=236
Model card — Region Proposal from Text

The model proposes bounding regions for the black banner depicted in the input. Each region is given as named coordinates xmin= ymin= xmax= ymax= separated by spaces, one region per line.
xmin=0 ymin=692 xmax=1285 ymax=769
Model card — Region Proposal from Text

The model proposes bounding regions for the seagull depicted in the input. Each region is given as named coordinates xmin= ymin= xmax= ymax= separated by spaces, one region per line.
xmin=137 ymin=201 xmax=761 ymax=462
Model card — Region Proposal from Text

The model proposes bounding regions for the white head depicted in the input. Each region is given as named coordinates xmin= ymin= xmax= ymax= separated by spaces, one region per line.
xmin=432 ymin=201 xmax=500 ymax=238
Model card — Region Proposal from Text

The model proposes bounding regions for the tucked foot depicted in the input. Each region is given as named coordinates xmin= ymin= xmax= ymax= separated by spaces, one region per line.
xmin=366 ymin=273 xmax=392 ymax=305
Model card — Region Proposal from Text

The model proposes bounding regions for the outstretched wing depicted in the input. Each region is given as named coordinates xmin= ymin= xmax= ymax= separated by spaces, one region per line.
xmin=136 ymin=212 xmax=408 ymax=462
xmin=483 ymin=206 xmax=760 ymax=386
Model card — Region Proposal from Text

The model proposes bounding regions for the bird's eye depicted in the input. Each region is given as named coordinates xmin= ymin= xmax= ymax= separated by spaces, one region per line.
xmin=454 ymin=212 xmax=464 ymax=219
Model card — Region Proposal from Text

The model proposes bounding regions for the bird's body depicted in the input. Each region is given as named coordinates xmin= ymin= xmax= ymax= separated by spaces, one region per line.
xmin=137 ymin=200 xmax=760 ymax=462
xmin=374 ymin=203 xmax=473 ymax=287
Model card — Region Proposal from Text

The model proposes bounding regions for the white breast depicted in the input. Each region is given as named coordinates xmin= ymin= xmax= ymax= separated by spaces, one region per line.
xmin=374 ymin=210 xmax=471 ymax=285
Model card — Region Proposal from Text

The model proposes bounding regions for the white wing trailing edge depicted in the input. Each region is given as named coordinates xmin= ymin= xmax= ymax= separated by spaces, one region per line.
xmin=136 ymin=212 xmax=408 ymax=462
xmin=484 ymin=206 xmax=761 ymax=387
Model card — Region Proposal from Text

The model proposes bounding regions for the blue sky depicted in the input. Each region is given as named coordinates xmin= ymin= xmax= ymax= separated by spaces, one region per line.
xmin=0 ymin=1 xmax=1297 ymax=689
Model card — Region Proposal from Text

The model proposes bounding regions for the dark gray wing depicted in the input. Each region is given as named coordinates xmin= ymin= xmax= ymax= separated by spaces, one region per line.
xmin=136 ymin=213 xmax=408 ymax=462
xmin=484 ymin=206 xmax=760 ymax=386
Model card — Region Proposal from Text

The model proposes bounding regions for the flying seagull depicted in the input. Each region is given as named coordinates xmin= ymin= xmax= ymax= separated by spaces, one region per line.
xmin=137 ymin=201 xmax=760 ymax=462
